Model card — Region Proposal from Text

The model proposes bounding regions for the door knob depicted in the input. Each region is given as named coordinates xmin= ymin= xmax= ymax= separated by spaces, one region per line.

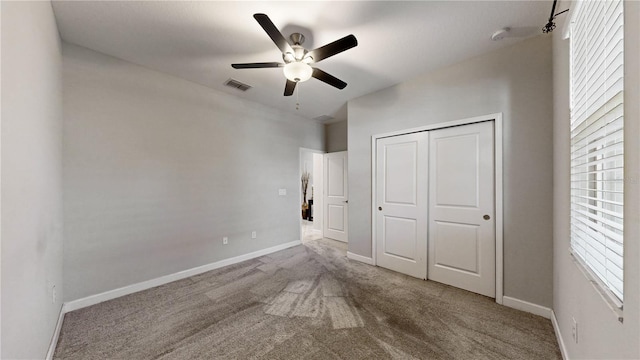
xmin=483 ymin=214 xmax=491 ymax=220
xmin=378 ymin=206 xmax=382 ymax=211
xmin=343 ymin=200 xmax=348 ymax=204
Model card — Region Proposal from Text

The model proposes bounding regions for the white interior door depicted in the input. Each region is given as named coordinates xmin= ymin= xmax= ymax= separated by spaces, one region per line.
xmin=324 ymin=151 xmax=348 ymax=242
xmin=428 ymin=121 xmax=495 ymax=297
xmin=312 ymin=153 xmax=324 ymax=232
xmin=375 ymin=133 xmax=429 ymax=279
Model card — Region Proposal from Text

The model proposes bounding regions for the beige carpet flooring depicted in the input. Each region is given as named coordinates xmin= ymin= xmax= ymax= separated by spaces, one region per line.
xmin=54 ymin=238 xmax=561 ymax=359
xmin=302 ymin=220 xmax=322 ymax=242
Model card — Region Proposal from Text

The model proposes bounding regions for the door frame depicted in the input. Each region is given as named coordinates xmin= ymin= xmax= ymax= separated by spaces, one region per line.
xmin=299 ymin=147 xmax=326 ymax=242
xmin=370 ymin=113 xmax=504 ymax=305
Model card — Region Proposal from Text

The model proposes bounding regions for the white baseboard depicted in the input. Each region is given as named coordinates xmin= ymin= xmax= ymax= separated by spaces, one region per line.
xmin=551 ymin=310 xmax=569 ymax=360
xmin=46 ymin=304 xmax=66 ymax=360
xmin=65 ymin=240 xmax=302 ymax=312
xmin=502 ymin=296 xmax=552 ymax=319
xmin=346 ymin=251 xmax=375 ymax=265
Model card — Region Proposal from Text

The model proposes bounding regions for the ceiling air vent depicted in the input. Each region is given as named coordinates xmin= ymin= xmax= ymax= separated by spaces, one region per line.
xmin=224 ymin=78 xmax=252 ymax=92
xmin=313 ymin=115 xmax=334 ymax=122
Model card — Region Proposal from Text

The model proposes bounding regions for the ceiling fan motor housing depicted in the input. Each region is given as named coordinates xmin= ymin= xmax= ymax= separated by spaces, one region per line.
xmin=283 ymin=33 xmax=310 ymax=63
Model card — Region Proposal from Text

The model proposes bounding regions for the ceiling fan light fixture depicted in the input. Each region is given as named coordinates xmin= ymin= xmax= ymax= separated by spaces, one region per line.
xmin=283 ymin=62 xmax=313 ymax=82
xmin=283 ymin=52 xmax=295 ymax=63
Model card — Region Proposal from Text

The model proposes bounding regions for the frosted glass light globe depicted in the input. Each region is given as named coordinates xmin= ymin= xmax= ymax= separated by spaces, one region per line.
xmin=283 ymin=62 xmax=312 ymax=82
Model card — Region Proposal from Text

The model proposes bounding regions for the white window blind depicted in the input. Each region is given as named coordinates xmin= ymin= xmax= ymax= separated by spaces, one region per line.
xmin=570 ymin=0 xmax=624 ymax=302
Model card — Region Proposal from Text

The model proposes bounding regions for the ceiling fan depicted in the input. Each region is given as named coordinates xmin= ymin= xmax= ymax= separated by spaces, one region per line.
xmin=232 ymin=13 xmax=358 ymax=96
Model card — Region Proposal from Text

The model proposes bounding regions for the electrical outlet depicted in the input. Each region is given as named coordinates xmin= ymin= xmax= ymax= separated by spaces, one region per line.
xmin=572 ymin=317 xmax=578 ymax=343
xmin=223 ymin=237 xmax=228 ymax=245
xmin=251 ymin=231 xmax=257 ymax=239
xmin=278 ymin=188 xmax=287 ymax=196
xmin=52 ymin=285 xmax=56 ymax=304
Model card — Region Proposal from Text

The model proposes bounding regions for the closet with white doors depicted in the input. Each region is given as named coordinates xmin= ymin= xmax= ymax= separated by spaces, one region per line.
xmin=375 ymin=120 xmax=496 ymax=297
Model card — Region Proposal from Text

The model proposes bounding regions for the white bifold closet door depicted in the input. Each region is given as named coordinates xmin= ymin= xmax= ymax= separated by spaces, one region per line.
xmin=375 ymin=132 xmax=429 ymax=279
xmin=427 ymin=121 xmax=495 ymax=297
xmin=375 ymin=121 xmax=495 ymax=298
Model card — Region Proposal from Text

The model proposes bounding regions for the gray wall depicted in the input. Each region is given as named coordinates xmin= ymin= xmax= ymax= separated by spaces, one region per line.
xmin=552 ymin=1 xmax=640 ymax=358
xmin=1 ymin=1 xmax=64 ymax=358
xmin=348 ymin=35 xmax=554 ymax=307
xmin=62 ymin=44 xmax=324 ymax=301
xmin=325 ymin=120 xmax=348 ymax=152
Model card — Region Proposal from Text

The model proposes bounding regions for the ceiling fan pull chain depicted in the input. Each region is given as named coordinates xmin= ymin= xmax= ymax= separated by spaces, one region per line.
xmin=296 ymin=84 xmax=300 ymax=110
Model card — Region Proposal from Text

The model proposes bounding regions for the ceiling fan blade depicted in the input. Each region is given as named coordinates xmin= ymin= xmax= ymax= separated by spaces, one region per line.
xmin=312 ymin=68 xmax=347 ymax=89
xmin=253 ymin=13 xmax=294 ymax=55
xmin=307 ymin=34 xmax=358 ymax=63
xmin=284 ymin=80 xmax=297 ymax=96
xmin=231 ymin=62 xmax=283 ymax=69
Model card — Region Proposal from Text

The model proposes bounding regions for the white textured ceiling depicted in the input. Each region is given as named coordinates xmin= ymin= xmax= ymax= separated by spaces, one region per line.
xmin=52 ymin=1 xmax=552 ymax=122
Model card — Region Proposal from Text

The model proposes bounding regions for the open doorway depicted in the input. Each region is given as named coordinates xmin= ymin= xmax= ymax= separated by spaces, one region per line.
xmin=299 ymin=148 xmax=324 ymax=243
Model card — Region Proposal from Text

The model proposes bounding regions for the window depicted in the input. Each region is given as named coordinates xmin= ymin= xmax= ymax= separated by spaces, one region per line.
xmin=569 ymin=0 xmax=624 ymax=304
